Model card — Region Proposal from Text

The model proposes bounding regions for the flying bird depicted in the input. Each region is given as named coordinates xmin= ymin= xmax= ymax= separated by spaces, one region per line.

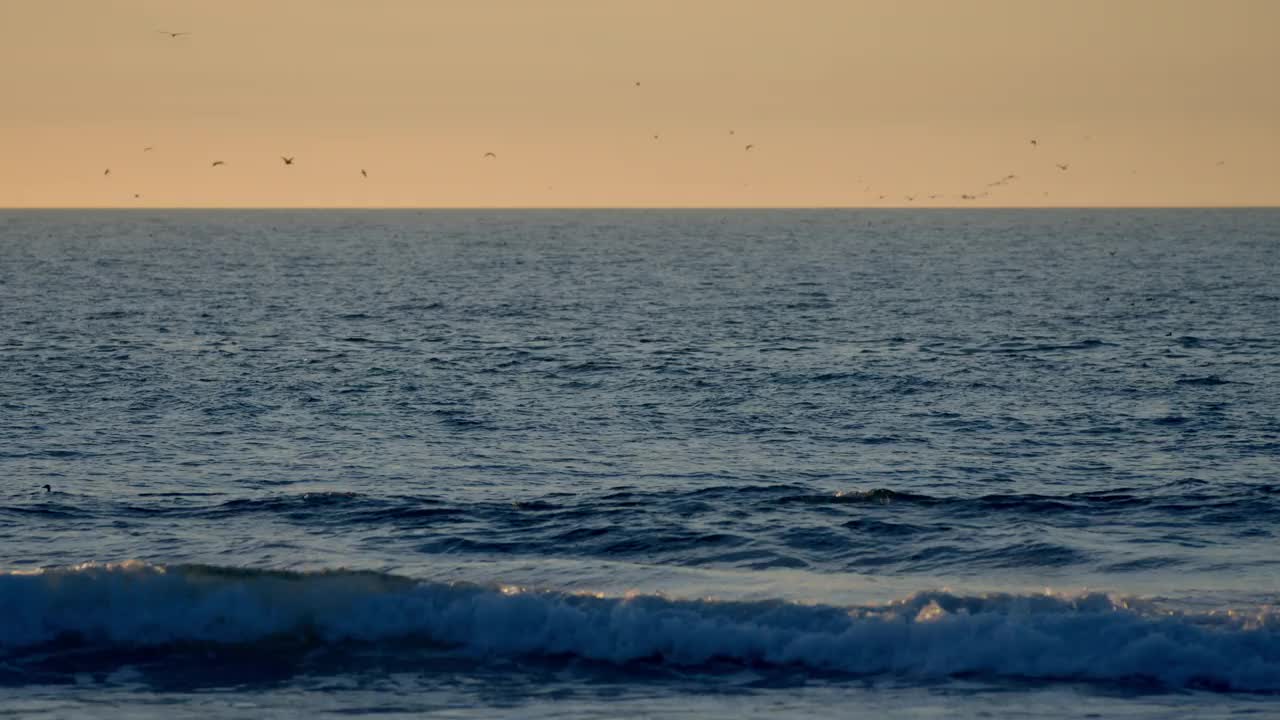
xmin=634 ymin=81 xmax=641 ymax=87
xmin=652 ymin=134 xmax=659 ymax=140
xmin=143 ymin=146 xmax=154 ymax=152
xmin=1056 ymin=163 xmax=1069 ymax=171
xmin=211 ymin=160 xmax=225 ymax=167
xmin=103 ymin=168 xmax=111 ymax=176
xmin=134 ymin=193 xmax=141 ymax=199
xmin=1029 ymin=139 xmax=1038 ymax=147
xmin=483 ymin=152 xmax=497 ymax=159
xmin=744 ymin=144 xmax=755 ymax=151
xmin=361 ymin=169 xmax=367 ymax=178
xmin=729 ymin=130 xmax=735 ymax=135
xmin=157 ymin=31 xmax=190 ymax=38
xmin=280 ymin=156 xmax=294 ymax=165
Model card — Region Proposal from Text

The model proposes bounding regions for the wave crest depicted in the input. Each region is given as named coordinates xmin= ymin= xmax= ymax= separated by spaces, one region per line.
xmin=3 ymin=562 xmax=1280 ymax=691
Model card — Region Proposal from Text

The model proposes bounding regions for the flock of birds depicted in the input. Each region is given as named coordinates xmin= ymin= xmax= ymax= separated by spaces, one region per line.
xmin=102 ymin=30 xmax=1225 ymax=204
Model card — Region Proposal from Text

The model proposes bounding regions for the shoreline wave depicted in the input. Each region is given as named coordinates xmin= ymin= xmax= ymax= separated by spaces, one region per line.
xmin=3 ymin=562 xmax=1279 ymax=692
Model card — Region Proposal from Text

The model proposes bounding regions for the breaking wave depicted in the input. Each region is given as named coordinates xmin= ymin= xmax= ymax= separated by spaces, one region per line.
xmin=3 ymin=562 xmax=1279 ymax=692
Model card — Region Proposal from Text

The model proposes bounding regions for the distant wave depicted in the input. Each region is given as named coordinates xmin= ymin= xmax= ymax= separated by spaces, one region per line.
xmin=3 ymin=562 xmax=1279 ymax=692
xmin=18 ymin=481 xmax=1273 ymax=521
xmin=6 ymin=484 xmax=1278 ymax=576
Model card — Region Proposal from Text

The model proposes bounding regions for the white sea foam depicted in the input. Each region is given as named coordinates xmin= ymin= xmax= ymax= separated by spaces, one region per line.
xmin=2 ymin=562 xmax=1279 ymax=691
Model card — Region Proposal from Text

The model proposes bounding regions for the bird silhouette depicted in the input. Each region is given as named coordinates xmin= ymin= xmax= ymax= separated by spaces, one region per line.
xmin=1030 ymin=139 xmax=1038 ymax=147
xmin=134 ymin=193 xmax=141 ymax=199
xmin=744 ymin=144 xmax=755 ymax=151
xmin=652 ymin=134 xmax=660 ymax=140
xmin=729 ymin=130 xmax=735 ymax=135
xmin=143 ymin=146 xmax=154 ymax=152
xmin=211 ymin=160 xmax=225 ymax=167
xmin=104 ymin=168 xmax=111 ymax=176
xmin=280 ymin=156 xmax=294 ymax=165
xmin=483 ymin=152 xmax=497 ymax=159
xmin=1056 ymin=163 xmax=1069 ymax=171
xmin=634 ymin=81 xmax=641 ymax=87
xmin=42 ymin=484 xmax=51 ymax=493
xmin=157 ymin=31 xmax=190 ymax=38
xmin=361 ymin=169 xmax=368 ymax=178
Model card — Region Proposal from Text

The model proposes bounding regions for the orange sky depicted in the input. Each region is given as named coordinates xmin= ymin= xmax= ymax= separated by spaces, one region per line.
xmin=1 ymin=0 xmax=1277 ymax=207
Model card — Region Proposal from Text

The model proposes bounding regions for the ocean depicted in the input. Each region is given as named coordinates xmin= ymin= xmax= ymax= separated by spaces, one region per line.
xmin=2 ymin=209 xmax=1278 ymax=718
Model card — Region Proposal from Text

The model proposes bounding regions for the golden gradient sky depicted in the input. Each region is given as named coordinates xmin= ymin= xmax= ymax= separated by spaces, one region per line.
xmin=1 ymin=0 xmax=1277 ymax=207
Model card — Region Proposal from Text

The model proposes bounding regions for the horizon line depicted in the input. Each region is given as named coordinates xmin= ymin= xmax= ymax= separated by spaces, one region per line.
xmin=3 ymin=205 xmax=1278 ymax=211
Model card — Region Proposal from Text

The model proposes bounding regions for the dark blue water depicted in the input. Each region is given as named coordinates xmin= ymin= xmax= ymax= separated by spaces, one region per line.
xmin=2 ymin=209 xmax=1279 ymax=717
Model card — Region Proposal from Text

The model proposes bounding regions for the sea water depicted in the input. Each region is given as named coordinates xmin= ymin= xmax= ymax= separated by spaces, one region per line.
xmin=2 ymin=209 xmax=1278 ymax=717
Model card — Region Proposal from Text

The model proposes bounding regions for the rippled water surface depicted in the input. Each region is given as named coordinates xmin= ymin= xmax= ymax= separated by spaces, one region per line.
xmin=2 ymin=209 xmax=1279 ymax=717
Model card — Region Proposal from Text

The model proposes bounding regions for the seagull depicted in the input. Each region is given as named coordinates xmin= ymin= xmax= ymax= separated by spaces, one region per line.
xmin=104 ymin=168 xmax=111 ymax=176
xmin=1056 ymin=163 xmax=1069 ymax=171
xmin=904 ymin=195 xmax=916 ymax=202
xmin=143 ymin=146 xmax=154 ymax=152
xmin=652 ymin=134 xmax=659 ymax=140
xmin=483 ymin=152 xmax=497 ymax=159
xmin=744 ymin=144 xmax=754 ymax=151
xmin=634 ymin=81 xmax=641 ymax=87
xmin=211 ymin=160 xmax=225 ymax=167
xmin=157 ymin=31 xmax=190 ymax=38
xmin=361 ymin=169 xmax=367 ymax=178
xmin=42 ymin=484 xmax=51 ymax=493
xmin=280 ymin=156 xmax=294 ymax=165
xmin=729 ymin=130 xmax=735 ymax=135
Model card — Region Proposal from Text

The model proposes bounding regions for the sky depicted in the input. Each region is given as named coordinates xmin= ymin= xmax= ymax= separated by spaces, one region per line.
xmin=1 ymin=0 xmax=1277 ymax=207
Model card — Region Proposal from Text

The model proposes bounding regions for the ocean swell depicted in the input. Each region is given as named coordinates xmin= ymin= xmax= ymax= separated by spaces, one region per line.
xmin=3 ymin=562 xmax=1279 ymax=692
